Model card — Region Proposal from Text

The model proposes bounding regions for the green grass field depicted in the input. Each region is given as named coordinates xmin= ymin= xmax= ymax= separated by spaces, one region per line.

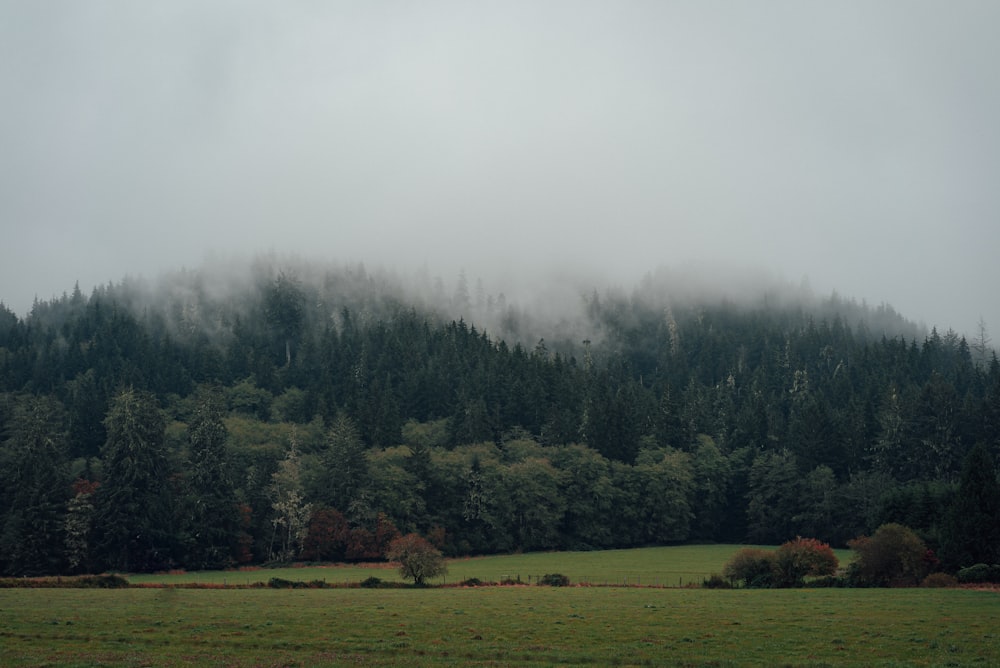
xmin=6 ymin=546 xmax=991 ymax=666
xmin=127 ymin=544 xmax=854 ymax=587
xmin=1 ymin=587 xmax=996 ymax=666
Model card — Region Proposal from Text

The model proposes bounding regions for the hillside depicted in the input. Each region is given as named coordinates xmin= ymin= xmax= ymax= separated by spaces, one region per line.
xmin=1 ymin=257 xmax=998 ymax=575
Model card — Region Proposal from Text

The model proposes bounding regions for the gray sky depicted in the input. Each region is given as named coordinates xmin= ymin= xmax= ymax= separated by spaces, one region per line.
xmin=2 ymin=1 xmax=998 ymax=338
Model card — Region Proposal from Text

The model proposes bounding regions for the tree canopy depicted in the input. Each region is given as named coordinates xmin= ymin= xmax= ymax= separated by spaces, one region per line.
xmin=0 ymin=259 xmax=997 ymax=574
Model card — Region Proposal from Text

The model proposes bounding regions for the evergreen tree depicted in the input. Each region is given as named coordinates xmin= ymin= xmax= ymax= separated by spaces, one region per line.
xmin=314 ymin=412 xmax=369 ymax=513
xmin=186 ymin=385 xmax=241 ymax=570
xmin=264 ymin=270 xmax=306 ymax=367
xmin=93 ymin=388 xmax=172 ymax=572
xmin=940 ymin=443 xmax=1000 ymax=569
xmin=0 ymin=396 xmax=70 ymax=575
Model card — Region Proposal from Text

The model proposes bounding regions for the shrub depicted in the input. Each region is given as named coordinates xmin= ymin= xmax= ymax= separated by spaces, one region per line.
xmin=702 ymin=573 xmax=732 ymax=589
xmin=848 ymin=523 xmax=930 ymax=587
xmin=921 ymin=573 xmax=958 ymax=588
xmin=360 ymin=576 xmax=383 ymax=588
xmin=774 ymin=537 xmax=839 ymax=587
xmin=268 ymin=577 xmax=295 ymax=588
xmin=78 ymin=574 xmax=130 ymax=589
xmin=538 ymin=573 xmax=570 ymax=586
xmin=460 ymin=577 xmax=484 ymax=587
xmin=804 ymin=575 xmax=847 ymax=588
xmin=268 ymin=577 xmax=329 ymax=589
xmin=956 ymin=563 xmax=1000 ymax=584
xmin=723 ymin=548 xmax=776 ymax=588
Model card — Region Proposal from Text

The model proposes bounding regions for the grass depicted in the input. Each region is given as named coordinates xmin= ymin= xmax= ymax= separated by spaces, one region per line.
xmin=1 ymin=587 xmax=996 ymax=666
xmin=127 ymin=544 xmax=855 ymax=587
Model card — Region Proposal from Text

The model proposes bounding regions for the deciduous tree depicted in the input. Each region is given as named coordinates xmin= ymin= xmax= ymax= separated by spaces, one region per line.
xmin=386 ymin=533 xmax=447 ymax=585
xmin=773 ymin=537 xmax=838 ymax=587
xmin=848 ymin=523 xmax=931 ymax=587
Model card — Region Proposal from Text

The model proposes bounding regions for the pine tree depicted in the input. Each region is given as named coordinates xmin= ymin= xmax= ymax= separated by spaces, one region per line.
xmin=186 ymin=385 xmax=240 ymax=569
xmin=93 ymin=388 xmax=172 ymax=572
xmin=940 ymin=443 xmax=1000 ymax=569
xmin=0 ymin=396 xmax=70 ymax=575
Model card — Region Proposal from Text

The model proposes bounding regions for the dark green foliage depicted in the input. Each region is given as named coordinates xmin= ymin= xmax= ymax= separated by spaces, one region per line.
xmin=0 ymin=261 xmax=996 ymax=574
xmin=746 ymin=450 xmax=801 ymax=544
xmin=184 ymin=385 xmax=241 ymax=570
xmin=78 ymin=573 xmax=130 ymax=588
xmin=267 ymin=577 xmax=330 ymax=589
xmin=955 ymin=563 xmax=1000 ymax=584
xmin=939 ymin=443 xmax=1000 ymax=570
xmin=723 ymin=548 xmax=777 ymax=588
xmin=701 ymin=573 xmax=732 ymax=589
xmin=311 ymin=413 xmax=368 ymax=512
xmin=92 ymin=388 xmax=172 ymax=572
xmin=0 ymin=573 xmax=129 ymax=588
xmin=538 ymin=573 xmax=570 ymax=586
xmin=0 ymin=396 xmax=70 ymax=575
xmin=848 ymin=523 xmax=931 ymax=587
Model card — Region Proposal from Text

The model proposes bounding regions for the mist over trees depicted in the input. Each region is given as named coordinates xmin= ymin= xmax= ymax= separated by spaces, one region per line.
xmin=1 ymin=256 xmax=998 ymax=575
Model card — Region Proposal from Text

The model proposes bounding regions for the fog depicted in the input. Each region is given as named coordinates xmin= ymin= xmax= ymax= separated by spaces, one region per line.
xmin=2 ymin=2 xmax=999 ymax=338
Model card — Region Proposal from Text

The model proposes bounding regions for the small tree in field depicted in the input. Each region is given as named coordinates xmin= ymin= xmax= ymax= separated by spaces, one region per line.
xmin=774 ymin=537 xmax=839 ymax=587
xmin=385 ymin=533 xmax=447 ymax=586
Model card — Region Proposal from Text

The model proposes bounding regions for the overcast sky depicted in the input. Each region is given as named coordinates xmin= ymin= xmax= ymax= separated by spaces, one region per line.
xmin=2 ymin=1 xmax=998 ymax=338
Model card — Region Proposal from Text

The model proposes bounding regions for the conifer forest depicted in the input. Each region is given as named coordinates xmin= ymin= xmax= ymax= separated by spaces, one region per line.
xmin=1 ymin=259 xmax=998 ymax=576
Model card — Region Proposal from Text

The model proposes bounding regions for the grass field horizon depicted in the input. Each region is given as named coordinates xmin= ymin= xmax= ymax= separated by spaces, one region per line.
xmin=127 ymin=544 xmax=855 ymax=587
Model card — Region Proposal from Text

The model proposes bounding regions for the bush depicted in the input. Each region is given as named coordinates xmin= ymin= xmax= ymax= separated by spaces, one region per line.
xmin=0 ymin=574 xmax=130 ymax=589
xmin=267 ymin=577 xmax=329 ymax=589
xmin=360 ymin=576 xmax=383 ymax=588
xmin=921 ymin=573 xmax=958 ymax=588
xmin=702 ymin=573 xmax=732 ymax=589
xmin=848 ymin=523 xmax=930 ymax=587
xmin=804 ymin=575 xmax=848 ymax=588
xmin=956 ymin=563 xmax=1000 ymax=584
xmin=78 ymin=574 xmax=131 ymax=589
xmin=774 ymin=537 xmax=839 ymax=587
xmin=460 ymin=577 xmax=485 ymax=587
xmin=723 ymin=548 xmax=776 ymax=588
xmin=538 ymin=573 xmax=570 ymax=586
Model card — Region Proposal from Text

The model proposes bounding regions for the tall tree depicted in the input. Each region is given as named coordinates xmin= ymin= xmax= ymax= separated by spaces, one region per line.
xmin=939 ymin=443 xmax=1000 ymax=569
xmin=185 ymin=385 xmax=240 ymax=570
xmin=265 ymin=270 xmax=306 ymax=368
xmin=0 ymin=396 xmax=70 ymax=575
xmin=746 ymin=449 xmax=801 ymax=544
xmin=93 ymin=388 xmax=172 ymax=572
xmin=268 ymin=435 xmax=312 ymax=562
xmin=313 ymin=412 xmax=369 ymax=513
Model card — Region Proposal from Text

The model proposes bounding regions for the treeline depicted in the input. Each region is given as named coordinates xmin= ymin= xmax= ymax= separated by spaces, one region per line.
xmin=0 ymin=260 xmax=998 ymax=575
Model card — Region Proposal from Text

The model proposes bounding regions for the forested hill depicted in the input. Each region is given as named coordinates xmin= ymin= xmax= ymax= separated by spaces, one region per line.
xmin=1 ymin=258 xmax=999 ymax=576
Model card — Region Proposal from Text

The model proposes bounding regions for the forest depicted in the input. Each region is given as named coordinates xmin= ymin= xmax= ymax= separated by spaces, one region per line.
xmin=1 ymin=258 xmax=998 ymax=576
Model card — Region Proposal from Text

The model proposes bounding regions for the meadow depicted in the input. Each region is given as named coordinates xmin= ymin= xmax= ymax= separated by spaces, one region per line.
xmin=4 ymin=546 xmax=996 ymax=667
xmin=2 ymin=587 xmax=997 ymax=666
xmin=126 ymin=544 xmax=854 ymax=587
